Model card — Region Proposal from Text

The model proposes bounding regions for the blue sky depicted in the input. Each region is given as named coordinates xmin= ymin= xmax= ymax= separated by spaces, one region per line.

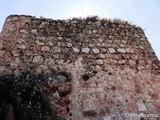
xmin=0 ymin=0 xmax=160 ymax=59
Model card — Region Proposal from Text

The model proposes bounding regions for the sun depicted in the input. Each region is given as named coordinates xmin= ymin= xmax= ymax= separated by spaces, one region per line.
xmin=63 ymin=1 xmax=103 ymax=18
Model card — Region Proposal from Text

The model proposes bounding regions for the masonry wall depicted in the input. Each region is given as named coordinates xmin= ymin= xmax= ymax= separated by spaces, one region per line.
xmin=0 ymin=15 xmax=160 ymax=120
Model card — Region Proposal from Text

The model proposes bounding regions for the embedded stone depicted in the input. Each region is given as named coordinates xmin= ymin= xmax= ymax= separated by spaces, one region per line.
xmin=39 ymin=65 xmax=48 ymax=71
xmin=17 ymin=44 xmax=27 ymax=49
xmin=0 ymin=50 xmax=5 ymax=58
xmin=0 ymin=66 xmax=5 ymax=73
xmin=53 ymin=47 xmax=61 ymax=53
xmin=31 ymin=29 xmax=37 ymax=34
xmin=47 ymin=41 xmax=53 ymax=46
xmin=97 ymin=54 xmax=106 ymax=59
xmin=35 ymin=40 xmax=44 ymax=46
xmin=93 ymin=30 xmax=97 ymax=33
xmin=103 ymin=116 xmax=112 ymax=120
xmin=119 ymin=60 xmax=126 ymax=64
xmin=129 ymin=60 xmax=136 ymax=66
xmin=88 ymin=44 xmax=94 ymax=47
xmin=117 ymin=48 xmax=126 ymax=53
xmin=101 ymin=48 xmax=107 ymax=53
xmin=20 ymin=29 xmax=28 ymax=34
xmin=32 ymin=55 xmax=44 ymax=64
xmin=126 ymin=48 xmax=134 ymax=53
xmin=66 ymin=43 xmax=72 ymax=47
xmin=98 ymin=38 xmax=103 ymax=42
xmin=95 ymin=65 xmax=102 ymax=72
xmin=121 ymin=40 xmax=126 ymax=44
xmin=96 ymin=59 xmax=103 ymax=64
xmin=56 ymin=75 xmax=67 ymax=83
xmin=26 ymin=50 xmax=32 ymax=56
xmin=72 ymin=47 xmax=80 ymax=53
xmin=11 ymin=49 xmax=20 ymax=57
xmin=137 ymin=103 xmax=147 ymax=111
xmin=108 ymin=48 xmax=116 ymax=53
xmin=82 ymin=48 xmax=90 ymax=53
xmin=137 ymin=66 xmax=144 ymax=70
xmin=13 ymin=70 xmax=22 ymax=78
xmin=52 ymin=90 xmax=60 ymax=100
xmin=45 ymin=58 xmax=55 ymax=65
xmin=41 ymin=46 xmax=50 ymax=52
xmin=140 ymin=38 xmax=146 ymax=41
xmin=92 ymin=48 xmax=100 ymax=54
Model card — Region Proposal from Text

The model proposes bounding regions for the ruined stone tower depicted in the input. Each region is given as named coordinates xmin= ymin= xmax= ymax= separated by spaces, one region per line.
xmin=0 ymin=15 xmax=160 ymax=120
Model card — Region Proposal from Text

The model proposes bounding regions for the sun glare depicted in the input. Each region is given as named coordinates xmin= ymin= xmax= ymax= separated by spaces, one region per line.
xmin=63 ymin=1 xmax=103 ymax=18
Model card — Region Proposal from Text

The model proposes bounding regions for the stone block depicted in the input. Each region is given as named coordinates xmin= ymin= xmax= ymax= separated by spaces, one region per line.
xmin=96 ymin=59 xmax=104 ymax=65
xmin=41 ymin=46 xmax=50 ymax=52
xmin=82 ymin=48 xmax=90 ymax=53
xmin=117 ymin=48 xmax=126 ymax=53
xmin=72 ymin=47 xmax=80 ymax=53
xmin=92 ymin=48 xmax=100 ymax=54
xmin=17 ymin=44 xmax=27 ymax=50
xmin=103 ymin=116 xmax=111 ymax=120
xmin=137 ymin=103 xmax=147 ymax=111
xmin=108 ymin=48 xmax=116 ymax=53
xmin=32 ymin=55 xmax=44 ymax=64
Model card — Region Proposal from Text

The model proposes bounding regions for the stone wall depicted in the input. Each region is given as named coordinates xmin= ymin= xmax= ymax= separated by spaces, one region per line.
xmin=0 ymin=15 xmax=160 ymax=120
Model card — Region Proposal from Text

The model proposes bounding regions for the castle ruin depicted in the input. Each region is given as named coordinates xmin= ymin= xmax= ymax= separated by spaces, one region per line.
xmin=0 ymin=15 xmax=160 ymax=120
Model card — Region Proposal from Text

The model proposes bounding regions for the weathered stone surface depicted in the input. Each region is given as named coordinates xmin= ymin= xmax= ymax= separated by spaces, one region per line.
xmin=32 ymin=55 xmax=44 ymax=64
xmin=82 ymin=48 xmax=90 ymax=53
xmin=20 ymin=29 xmax=28 ymax=34
xmin=92 ymin=48 xmax=100 ymax=54
xmin=47 ymin=41 xmax=53 ymax=46
xmin=13 ymin=69 xmax=22 ymax=78
xmin=66 ymin=43 xmax=72 ymax=47
xmin=96 ymin=59 xmax=104 ymax=64
xmin=101 ymin=48 xmax=107 ymax=53
xmin=31 ymin=29 xmax=37 ymax=34
xmin=108 ymin=48 xmax=116 ymax=53
xmin=35 ymin=40 xmax=44 ymax=46
xmin=97 ymin=54 xmax=106 ymax=59
xmin=126 ymin=48 xmax=134 ymax=53
xmin=56 ymin=75 xmax=67 ymax=83
xmin=17 ymin=44 xmax=27 ymax=49
xmin=72 ymin=47 xmax=80 ymax=53
xmin=117 ymin=48 xmax=126 ymax=53
xmin=0 ymin=66 xmax=5 ymax=73
xmin=129 ymin=60 xmax=136 ymax=66
xmin=52 ymin=90 xmax=60 ymax=100
xmin=11 ymin=49 xmax=20 ymax=57
xmin=41 ymin=46 xmax=50 ymax=52
xmin=0 ymin=50 xmax=5 ymax=58
xmin=137 ymin=103 xmax=147 ymax=111
xmin=95 ymin=65 xmax=102 ymax=72
xmin=53 ymin=47 xmax=61 ymax=53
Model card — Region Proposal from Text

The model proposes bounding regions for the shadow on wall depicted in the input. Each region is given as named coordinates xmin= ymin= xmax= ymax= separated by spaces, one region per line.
xmin=0 ymin=71 xmax=72 ymax=120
